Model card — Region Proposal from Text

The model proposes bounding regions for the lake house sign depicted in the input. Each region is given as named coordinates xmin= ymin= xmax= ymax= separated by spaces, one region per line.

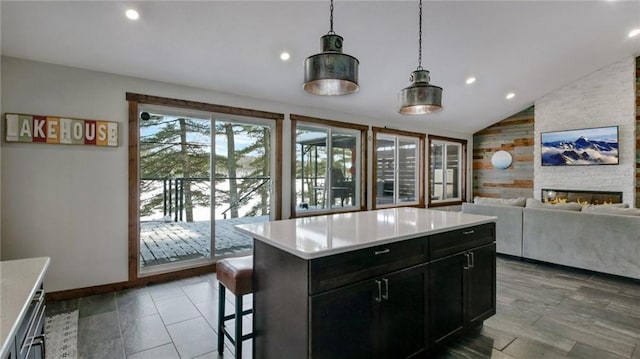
xmin=5 ymin=113 xmax=118 ymax=147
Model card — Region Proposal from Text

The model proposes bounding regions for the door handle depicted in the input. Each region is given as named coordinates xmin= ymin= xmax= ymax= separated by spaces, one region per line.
xmin=375 ymin=280 xmax=382 ymax=302
xmin=462 ymin=230 xmax=475 ymax=235
xmin=374 ymin=248 xmax=390 ymax=256
xmin=463 ymin=253 xmax=470 ymax=269
xmin=469 ymin=252 xmax=475 ymax=269
xmin=382 ymin=278 xmax=389 ymax=301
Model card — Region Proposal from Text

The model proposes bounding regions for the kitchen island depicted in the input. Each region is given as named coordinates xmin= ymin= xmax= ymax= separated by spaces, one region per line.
xmin=236 ymin=208 xmax=497 ymax=359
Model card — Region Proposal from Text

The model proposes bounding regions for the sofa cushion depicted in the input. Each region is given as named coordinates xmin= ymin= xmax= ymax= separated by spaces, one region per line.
xmin=581 ymin=205 xmax=640 ymax=216
xmin=473 ymin=196 xmax=526 ymax=207
xmin=525 ymin=198 xmax=582 ymax=211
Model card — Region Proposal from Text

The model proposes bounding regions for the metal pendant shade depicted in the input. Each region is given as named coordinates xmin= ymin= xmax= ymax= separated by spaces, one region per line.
xmin=304 ymin=0 xmax=359 ymax=96
xmin=398 ymin=0 xmax=443 ymax=114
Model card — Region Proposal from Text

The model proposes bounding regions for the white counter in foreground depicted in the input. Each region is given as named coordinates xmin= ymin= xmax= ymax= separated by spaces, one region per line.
xmin=0 ymin=257 xmax=50 ymax=358
xmin=236 ymin=207 xmax=496 ymax=259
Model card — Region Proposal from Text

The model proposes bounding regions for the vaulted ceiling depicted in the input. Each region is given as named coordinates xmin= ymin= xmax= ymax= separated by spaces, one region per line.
xmin=2 ymin=1 xmax=639 ymax=133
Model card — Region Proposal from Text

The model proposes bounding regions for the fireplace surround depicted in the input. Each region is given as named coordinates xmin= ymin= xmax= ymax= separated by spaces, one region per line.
xmin=542 ymin=189 xmax=623 ymax=205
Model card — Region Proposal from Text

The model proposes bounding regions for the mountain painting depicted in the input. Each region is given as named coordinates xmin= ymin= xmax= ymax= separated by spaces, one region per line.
xmin=541 ymin=126 xmax=618 ymax=166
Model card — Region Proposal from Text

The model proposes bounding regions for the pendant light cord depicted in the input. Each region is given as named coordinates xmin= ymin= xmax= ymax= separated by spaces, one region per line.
xmin=417 ymin=0 xmax=423 ymax=71
xmin=328 ymin=0 xmax=335 ymax=35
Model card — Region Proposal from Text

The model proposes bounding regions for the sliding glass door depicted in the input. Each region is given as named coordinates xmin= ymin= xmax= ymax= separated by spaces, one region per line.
xmin=138 ymin=105 xmax=275 ymax=273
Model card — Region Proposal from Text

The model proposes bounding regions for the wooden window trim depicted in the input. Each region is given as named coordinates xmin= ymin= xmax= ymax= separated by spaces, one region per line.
xmin=290 ymin=114 xmax=368 ymax=218
xmin=372 ymin=127 xmax=425 ymax=210
xmin=128 ymin=94 xmax=283 ymax=282
xmin=427 ymin=135 xmax=467 ymax=208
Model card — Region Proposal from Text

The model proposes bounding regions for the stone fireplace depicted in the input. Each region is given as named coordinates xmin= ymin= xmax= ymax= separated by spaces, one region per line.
xmin=542 ymin=189 xmax=623 ymax=204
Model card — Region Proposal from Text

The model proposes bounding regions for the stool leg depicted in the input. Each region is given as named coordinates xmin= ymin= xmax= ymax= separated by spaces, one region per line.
xmin=235 ymin=294 xmax=243 ymax=358
xmin=218 ymin=282 xmax=225 ymax=355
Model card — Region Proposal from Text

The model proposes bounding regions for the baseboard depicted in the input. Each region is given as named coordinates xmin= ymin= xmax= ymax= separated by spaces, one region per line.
xmin=46 ymin=263 xmax=217 ymax=301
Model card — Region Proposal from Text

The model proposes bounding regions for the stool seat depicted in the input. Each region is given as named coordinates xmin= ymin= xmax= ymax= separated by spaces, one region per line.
xmin=216 ymin=256 xmax=253 ymax=296
xmin=216 ymin=255 xmax=254 ymax=358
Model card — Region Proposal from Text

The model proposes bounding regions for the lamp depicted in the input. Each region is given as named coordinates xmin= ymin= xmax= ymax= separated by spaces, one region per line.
xmin=304 ymin=0 xmax=359 ymax=96
xmin=398 ymin=0 xmax=443 ymax=114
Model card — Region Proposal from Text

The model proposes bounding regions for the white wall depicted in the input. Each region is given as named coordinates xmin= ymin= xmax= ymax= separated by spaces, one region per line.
xmin=1 ymin=56 xmax=472 ymax=292
xmin=534 ymin=57 xmax=636 ymax=206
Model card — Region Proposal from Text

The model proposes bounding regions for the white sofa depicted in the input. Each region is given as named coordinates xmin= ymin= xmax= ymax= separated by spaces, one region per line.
xmin=461 ymin=203 xmax=523 ymax=257
xmin=463 ymin=198 xmax=640 ymax=280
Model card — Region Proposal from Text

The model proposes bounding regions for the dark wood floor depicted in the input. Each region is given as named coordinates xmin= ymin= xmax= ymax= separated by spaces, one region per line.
xmin=442 ymin=256 xmax=640 ymax=359
xmin=46 ymin=255 xmax=640 ymax=358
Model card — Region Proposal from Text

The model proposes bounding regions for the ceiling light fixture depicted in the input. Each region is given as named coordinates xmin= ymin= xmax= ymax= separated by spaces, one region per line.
xmin=398 ymin=0 xmax=443 ymax=114
xmin=506 ymin=92 xmax=515 ymax=100
xmin=629 ymin=28 xmax=640 ymax=38
xmin=303 ymin=0 xmax=359 ymax=96
xmin=280 ymin=52 xmax=291 ymax=61
xmin=466 ymin=77 xmax=476 ymax=85
xmin=125 ymin=9 xmax=139 ymax=20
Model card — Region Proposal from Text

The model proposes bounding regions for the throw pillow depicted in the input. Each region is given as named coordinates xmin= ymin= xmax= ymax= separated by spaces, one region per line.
xmin=473 ymin=196 xmax=526 ymax=207
xmin=581 ymin=205 xmax=640 ymax=216
xmin=525 ymin=198 xmax=582 ymax=211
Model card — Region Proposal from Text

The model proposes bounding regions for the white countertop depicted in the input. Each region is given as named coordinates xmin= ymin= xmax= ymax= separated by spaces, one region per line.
xmin=0 ymin=257 xmax=50 ymax=357
xmin=236 ymin=208 xmax=496 ymax=259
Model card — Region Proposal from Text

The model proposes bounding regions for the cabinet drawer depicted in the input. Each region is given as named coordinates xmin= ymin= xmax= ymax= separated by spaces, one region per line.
xmin=429 ymin=223 xmax=495 ymax=260
xmin=309 ymin=237 xmax=427 ymax=294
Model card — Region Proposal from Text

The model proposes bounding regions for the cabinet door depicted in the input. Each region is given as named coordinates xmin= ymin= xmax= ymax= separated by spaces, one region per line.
xmin=310 ymin=280 xmax=378 ymax=359
xmin=379 ymin=264 xmax=428 ymax=359
xmin=467 ymin=243 xmax=496 ymax=327
xmin=429 ymin=252 xmax=466 ymax=345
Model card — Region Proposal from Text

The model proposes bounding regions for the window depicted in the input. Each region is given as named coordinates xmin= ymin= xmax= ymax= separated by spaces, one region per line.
xmin=372 ymin=128 xmax=425 ymax=208
xmin=428 ymin=135 xmax=467 ymax=206
xmin=291 ymin=114 xmax=367 ymax=216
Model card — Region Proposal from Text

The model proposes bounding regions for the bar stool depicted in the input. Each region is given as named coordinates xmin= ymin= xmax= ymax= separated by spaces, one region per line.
xmin=216 ymin=255 xmax=253 ymax=358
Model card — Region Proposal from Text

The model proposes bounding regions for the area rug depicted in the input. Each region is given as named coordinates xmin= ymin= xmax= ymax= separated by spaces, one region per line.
xmin=45 ymin=310 xmax=78 ymax=359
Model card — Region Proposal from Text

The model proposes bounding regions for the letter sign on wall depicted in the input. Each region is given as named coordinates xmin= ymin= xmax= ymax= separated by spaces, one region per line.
xmin=5 ymin=113 xmax=118 ymax=147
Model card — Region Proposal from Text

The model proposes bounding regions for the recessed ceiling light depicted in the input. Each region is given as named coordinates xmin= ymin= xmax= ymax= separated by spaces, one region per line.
xmin=126 ymin=9 xmax=139 ymax=20
xmin=506 ymin=92 xmax=515 ymax=100
xmin=629 ymin=28 xmax=640 ymax=38
xmin=465 ymin=77 xmax=476 ymax=85
xmin=280 ymin=52 xmax=291 ymax=61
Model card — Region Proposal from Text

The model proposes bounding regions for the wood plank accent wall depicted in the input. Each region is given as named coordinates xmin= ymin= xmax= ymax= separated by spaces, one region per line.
xmin=472 ymin=106 xmax=535 ymax=199
xmin=636 ymin=56 xmax=640 ymax=208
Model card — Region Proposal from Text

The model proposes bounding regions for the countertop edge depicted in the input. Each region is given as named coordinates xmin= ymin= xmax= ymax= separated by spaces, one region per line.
xmin=236 ymin=217 xmax=496 ymax=260
xmin=0 ymin=257 xmax=50 ymax=358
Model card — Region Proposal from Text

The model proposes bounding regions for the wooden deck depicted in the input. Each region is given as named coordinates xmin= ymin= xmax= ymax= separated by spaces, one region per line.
xmin=139 ymin=216 xmax=269 ymax=268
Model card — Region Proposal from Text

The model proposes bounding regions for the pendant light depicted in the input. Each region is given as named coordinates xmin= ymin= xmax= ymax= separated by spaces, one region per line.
xmin=304 ymin=0 xmax=359 ymax=96
xmin=398 ymin=0 xmax=443 ymax=114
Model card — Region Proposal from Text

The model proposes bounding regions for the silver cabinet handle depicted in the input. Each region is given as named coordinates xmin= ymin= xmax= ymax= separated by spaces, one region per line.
xmin=374 ymin=248 xmax=390 ymax=255
xmin=375 ymin=280 xmax=382 ymax=302
xmin=463 ymin=230 xmax=475 ymax=235
xmin=463 ymin=253 xmax=470 ymax=269
xmin=382 ymin=278 xmax=389 ymax=301
xmin=469 ymin=252 xmax=475 ymax=269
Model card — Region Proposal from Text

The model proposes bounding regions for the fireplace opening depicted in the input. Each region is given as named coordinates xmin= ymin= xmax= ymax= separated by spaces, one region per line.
xmin=542 ymin=189 xmax=623 ymax=205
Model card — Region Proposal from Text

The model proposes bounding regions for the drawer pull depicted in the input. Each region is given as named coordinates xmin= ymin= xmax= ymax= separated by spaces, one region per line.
xmin=32 ymin=289 xmax=44 ymax=302
xmin=374 ymin=249 xmax=390 ymax=256
xmin=462 ymin=230 xmax=475 ymax=235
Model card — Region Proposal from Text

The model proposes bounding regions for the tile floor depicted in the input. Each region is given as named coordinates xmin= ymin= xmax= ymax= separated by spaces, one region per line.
xmin=45 ymin=256 xmax=640 ymax=359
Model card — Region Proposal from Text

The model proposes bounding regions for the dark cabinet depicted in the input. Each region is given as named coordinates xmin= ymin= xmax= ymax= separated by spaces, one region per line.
xmin=311 ymin=279 xmax=376 ymax=359
xmin=429 ymin=242 xmax=496 ymax=346
xmin=310 ymin=264 xmax=428 ymax=359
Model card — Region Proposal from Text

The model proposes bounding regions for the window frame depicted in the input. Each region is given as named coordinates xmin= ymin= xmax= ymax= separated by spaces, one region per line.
xmin=427 ymin=135 xmax=467 ymax=207
xmin=290 ymin=114 xmax=368 ymax=218
xmin=372 ymin=127 xmax=425 ymax=209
